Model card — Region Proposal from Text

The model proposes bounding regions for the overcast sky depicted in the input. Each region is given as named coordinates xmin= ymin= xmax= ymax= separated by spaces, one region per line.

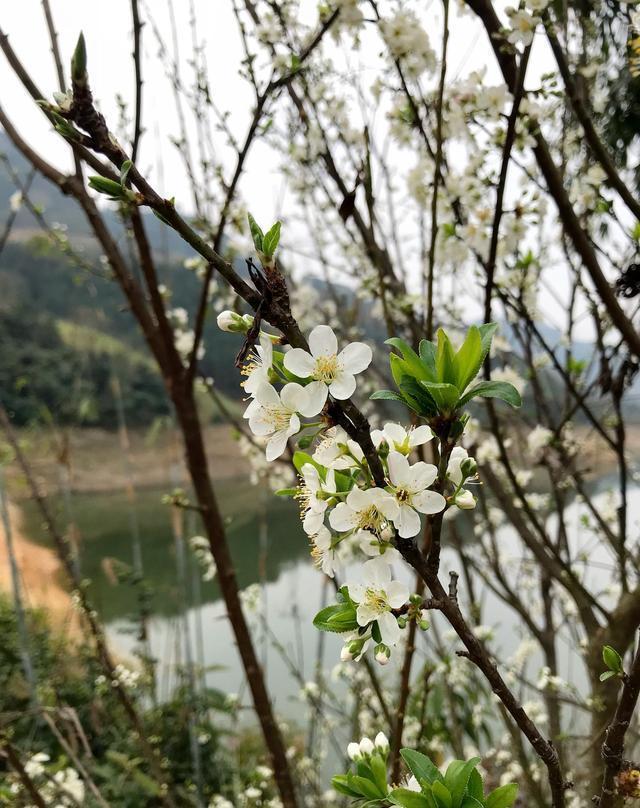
xmin=1 ymin=2 xmax=602 ymax=338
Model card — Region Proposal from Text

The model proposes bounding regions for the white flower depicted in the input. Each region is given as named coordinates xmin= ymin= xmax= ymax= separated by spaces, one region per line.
xmin=329 ymin=487 xmax=399 ymax=538
xmin=347 ymin=557 xmax=409 ymax=646
xmin=371 ymin=422 xmax=434 ymax=455
xmin=9 ymin=190 xmax=22 ymax=212
xmin=309 ymin=524 xmax=340 ymax=577
xmin=242 ymin=334 xmax=273 ymax=395
xmin=406 ymin=776 xmax=421 ymax=793
xmin=527 ymin=425 xmax=553 ymax=456
xmin=313 ymin=426 xmax=364 ymax=469
xmin=244 ymin=383 xmax=317 ymax=461
xmin=506 ymin=8 xmax=538 ymax=46
xmin=299 ymin=463 xmax=336 ymax=535
xmin=284 ymin=325 xmax=372 ymax=409
xmin=387 ymin=451 xmax=446 ymax=538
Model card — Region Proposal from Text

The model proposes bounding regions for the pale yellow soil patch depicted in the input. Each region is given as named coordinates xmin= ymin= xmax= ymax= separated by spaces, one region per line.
xmin=0 ymin=503 xmax=80 ymax=635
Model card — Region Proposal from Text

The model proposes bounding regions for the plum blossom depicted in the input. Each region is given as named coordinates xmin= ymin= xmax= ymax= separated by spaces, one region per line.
xmin=242 ymin=334 xmax=274 ymax=395
xmin=329 ymin=487 xmax=398 ymax=539
xmin=284 ymin=325 xmax=372 ymax=409
xmin=505 ymin=8 xmax=539 ymax=47
xmin=371 ymin=422 xmax=434 ymax=455
xmin=309 ymin=524 xmax=339 ymax=577
xmin=346 ymin=557 xmax=409 ymax=648
xmin=299 ymin=463 xmax=336 ymax=535
xmin=313 ymin=425 xmax=364 ymax=469
xmin=387 ymin=451 xmax=446 ymax=538
xmin=244 ymin=383 xmax=318 ymax=460
xmin=527 ymin=424 xmax=553 ymax=456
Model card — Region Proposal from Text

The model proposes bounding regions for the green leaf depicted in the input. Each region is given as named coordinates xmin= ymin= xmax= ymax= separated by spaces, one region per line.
xmin=313 ymin=603 xmax=359 ymax=633
xmin=292 ymin=450 xmax=324 ymax=474
xmin=331 ymin=775 xmax=362 ymax=798
xmin=120 ymin=160 xmax=133 ymax=186
xmin=369 ymin=754 xmax=389 ymax=795
xmin=599 ymin=670 xmax=618 ymax=682
xmin=348 ymin=774 xmax=387 ymax=800
xmin=262 ymin=221 xmax=282 ymax=257
xmin=247 ymin=212 xmax=264 ymax=251
xmin=400 ymin=750 xmax=442 ymax=787
xmin=466 ymin=769 xmax=483 ymax=801
xmin=453 ymin=326 xmax=483 ymax=392
xmin=399 ymin=376 xmax=438 ymax=417
xmin=370 ymin=389 xmax=408 ymax=404
xmin=418 ymin=339 xmax=437 ymax=378
xmin=603 ymin=645 xmax=623 ymax=673
xmin=435 ymin=329 xmax=457 ymax=385
xmin=457 ymin=380 xmax=522 ymax=409
xmin=460 ymin=798 xmax=483 ymax=808
xmin=88 ymin=175 xmax=126 ymax=198
xmin=478 ymin=322 xmax=498 ymax=366
xmin=389 ymin=789 xmax=434 ymax=808
xmin=485 ymin=783 xmax=519 ymax=808
xmin=419 ymin=381 xmax=460 ymax=414
xmin=387 ymin=337 xmax=431 ymax=381
xmin=431 ymin=781 xmax=453 ymax=808
xmin=444 ymin=758 xmax=481 ymax=808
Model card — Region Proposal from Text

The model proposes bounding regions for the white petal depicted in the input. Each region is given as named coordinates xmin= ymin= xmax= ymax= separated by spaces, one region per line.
xmin=303 ymin=510 xmax=324 ymax=535
xmin=412 ymin=490 xmax=447 ymax=515
xmin=329 ymin=372 xmax=357 ymax=400
xmin=309 ymin=324 xmax=338 ymax=357
xmin=387 ymin=580 xmax=410 ymax=609
xmin=363 ymin=557 xmax=391 ymax=587
xmin=384 ymin=423 xmax=407 ymax=446
xmin=254 ymin=383 xmax=280 ymax=407
xmin=357 ymin=603 xmax=379 ymax=626
xmin=348 ymin=582 xmax=365 ymax=603
xmin=406 ymin=461 xmax=438 ymax=493
xmin=371 ymin=429 xmax=385 ymax=447
xmin=409 ymin=425 xmax=433 ymax=447
xmin=387 ymin=451 xmax=410 ymax=487
xmin=346 ymin=487 xmax=370 ymax=511
xmin=244 ymin=368 xmax=269 ymax=395
xmin=299 ymin=381 xmax=328 ymax=416
xmin=266 ymin=429 xmax=289 ymax=461
xmin=248 ymin=410 xmax=273 ymax=436
xmin=284 ymin=348 xmax=315 ymax=378
xmin=243 ymin=398 xmax=261 ymax=420
xmin=395 ymin=503 xmax=421 ymax=538
xmin=280 ymin=382 xmax=308 ymax=412
xmin=329 ymin=502 xmax=357 ymax=532
xmin=377 ymin=612 xmax=401 ymax=646
xmin=338 ymin=342 xmax=372 ymax=374
xmin=259 ymin=334 xmax=273 ymax=367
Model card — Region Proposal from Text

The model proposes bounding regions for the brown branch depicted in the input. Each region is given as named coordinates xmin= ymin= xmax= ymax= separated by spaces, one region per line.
xmin=130 ymin=0 xmax=144 ymax=163
xmin=597 ymin=641 xmax=640 ymax=807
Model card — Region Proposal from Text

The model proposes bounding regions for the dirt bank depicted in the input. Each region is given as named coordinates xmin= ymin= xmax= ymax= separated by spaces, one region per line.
xmin=0 ymin=502 xmax=80 ymax=634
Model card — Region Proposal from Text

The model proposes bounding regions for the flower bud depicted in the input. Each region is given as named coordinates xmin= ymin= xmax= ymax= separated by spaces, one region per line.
xmin=460 ymin=457 xmax=478 ymax=479
xmin=397 ymin=616 xmax=407 ymax=629
xmin=377 ymin=440 xmax=390 ymax=458
xmin=455 ymin=490 xmax=477 ymax=510
xmin=347 ymin=742 xmax=361 ymax=760
xmin=374 ymin=732 xmax=389 ymax=751
xmin=409 ymin=593 xmax=423 ymax=606
xmin=340 ymin=645 xmax=353 ymax=662
xmin=374 ymin=644 xmax=390 ymax=666
xmin=359 ymin=737 xmax=375 ymax=756
xmin=216 ymin=310 xmax=251 ymax=333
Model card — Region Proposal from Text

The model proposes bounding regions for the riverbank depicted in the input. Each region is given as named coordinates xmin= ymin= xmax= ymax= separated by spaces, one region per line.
xmin=4 ymin=423 xmax=250 ymax=495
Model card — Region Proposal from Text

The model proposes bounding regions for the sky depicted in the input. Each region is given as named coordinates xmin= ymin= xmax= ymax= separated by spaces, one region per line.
xmin=0 ymin=1 xmax=607 ymax=339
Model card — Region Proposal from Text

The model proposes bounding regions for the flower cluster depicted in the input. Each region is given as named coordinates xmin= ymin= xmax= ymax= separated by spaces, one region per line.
xmin=220 ymin=313 xmax=508 ymax=667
